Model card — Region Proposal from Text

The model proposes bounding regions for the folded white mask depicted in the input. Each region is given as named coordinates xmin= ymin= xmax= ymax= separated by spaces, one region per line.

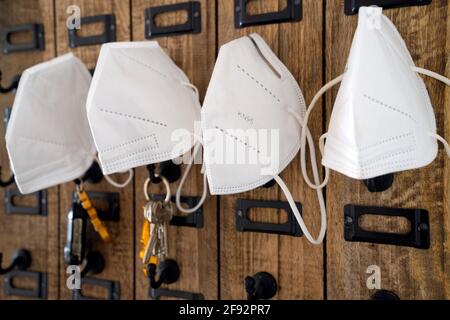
xmin=301 ymin=6 xmax=450 ymax=189
xmin=177 ymin=33 xmax=327 ymax=245
xmin=86 ymin=41 xmax=201 ymax=175
xmin=6 ymin=53 xmax=97 ymax=194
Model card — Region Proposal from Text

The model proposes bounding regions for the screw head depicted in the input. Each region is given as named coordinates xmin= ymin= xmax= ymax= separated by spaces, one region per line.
xmin=344 ymin=216 xmax=353 ymax=226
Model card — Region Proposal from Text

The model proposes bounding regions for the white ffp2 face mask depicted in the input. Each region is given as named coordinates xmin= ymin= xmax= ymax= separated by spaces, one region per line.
xmin=6 ymin=53 xmax=96 ymax=194
xmin=301 ymin=6 xmax=450 ymax=190
xmin=177 ymin=33 xmax=327 ymax=245
xmin=86 ymin=41 xmax=201 ymax=176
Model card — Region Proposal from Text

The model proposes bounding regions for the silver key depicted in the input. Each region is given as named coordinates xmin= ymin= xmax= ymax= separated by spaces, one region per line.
xmin=142 ymin=202 xmax=157 ymax=264
xmin=151 ymin=201 xmax=173 ymax=261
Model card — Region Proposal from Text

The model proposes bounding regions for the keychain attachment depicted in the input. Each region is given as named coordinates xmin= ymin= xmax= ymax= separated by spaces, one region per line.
xmin=75 ymin=180 xmax=112 ymax=243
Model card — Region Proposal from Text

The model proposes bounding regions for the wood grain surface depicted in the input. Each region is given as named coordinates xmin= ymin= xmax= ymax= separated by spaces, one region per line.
xmin=0 ymin=0 xmax=449 ymax=300
xmin=0 ymin=0 xmax=58 ymax=300
xmin=131 ymin=0 xmax=218 ymax=300
xmin=54 ymin=0 xmax=133 ymax=300
xmin=325 ymin=0 xmax=449 ymax=300
xmin=217 ymin=0 xmax=324 ymax=300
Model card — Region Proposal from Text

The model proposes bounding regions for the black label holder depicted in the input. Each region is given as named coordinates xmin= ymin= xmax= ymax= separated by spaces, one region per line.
xmin=344 ymin=204 xmax=430 ymax=249
xmin=0 ymin=23 xmax=44 ymax=54
xmin=145 ymin=1 xmax=201 ymax=38
xmin=68 ymin=14 xmax=116 ymax=48
xmin=72 ymin=277 xmax=120 ymax=300
xmin=236 ymin=199 xmax=303 ymax=237
xmin=234 ymin=0 xmax=302 ymax=28
xmin=4 ymin=270 xmax=47 ymax=299
xmin=344 ymin=0 xmax=432 ymax=15
xmin=150 ymin=287 xmax=204 ymax=300
xmin=4 ymin=188 xmax=48 ymax=216
xmin=71 ymin=191 xmax=120 ymax=222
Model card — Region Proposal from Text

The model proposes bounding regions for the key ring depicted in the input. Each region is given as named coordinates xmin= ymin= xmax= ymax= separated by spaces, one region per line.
xmin=144 ymin=173 xmax=171 ymax=205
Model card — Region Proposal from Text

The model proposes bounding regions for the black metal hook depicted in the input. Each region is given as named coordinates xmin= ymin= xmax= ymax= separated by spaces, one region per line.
xmin=0 ymin=70 xmax=20 ymax=94
xmin=364 ymin=174 xmax=394 ymax=193
xmin=80 ymin=251 xmax=105 ymax=277
xmin=0 ymin=249 xmax=32 ymax=275
xmin=147 ymin=259 xmax=180 ymax=289
xmin=371 ymin=290 xmax=400 ymax=300
xmin=146 ymin=161 xmax=181 ymax=184
xmin=75 ymin=161 xmax=103 ymax=186
xmin=0 ymin=167 xmax=14 ymax=187
xmin=245 ymin=272 xmax=277 ymax=300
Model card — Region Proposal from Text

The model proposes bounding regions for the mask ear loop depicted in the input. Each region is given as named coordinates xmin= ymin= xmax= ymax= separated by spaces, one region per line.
xmin=174 ymin=81 xmax=208 ymax=214
xmin=175 ymin=140 xmax=209 ymax=214
xmin=272 ymin=121 xmax=327 ymax=245
xmin=413 ymin=66 xmax=450 ymax=157
xmin=299 ymin=74 xmax=344 ymax=190
xmin=94 ymin=155 xmax=134 ymax=188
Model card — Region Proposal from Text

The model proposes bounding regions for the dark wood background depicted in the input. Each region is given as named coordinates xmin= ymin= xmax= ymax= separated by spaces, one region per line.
xmin=0 ymin=0 xmax=448 ymax=300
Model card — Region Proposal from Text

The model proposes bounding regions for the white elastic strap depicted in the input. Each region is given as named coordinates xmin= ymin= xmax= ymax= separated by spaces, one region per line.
xmin=94 ymin=155 xmax=134 ymax=188
xmin=430 ymin=133 xmax=450 ymax=157
xmin=271 ymin=122 xmax=327 ymax=244
xmin=182 ymin=82 xmax=200 ymax=100
xmin=413 ymin=66 xmax=450 ymax=86
xmin=414 ymin=66 xmax=450 ymax=158
xmin=299 ymin=74 xmax=344 ymax=190
xmin=104 ymin=169 xmax=134 ymax=188
xmin=175 ymin=141 xmax=209 ymax=214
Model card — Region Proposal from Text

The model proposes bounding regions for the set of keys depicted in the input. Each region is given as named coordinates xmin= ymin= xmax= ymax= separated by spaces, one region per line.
xmin=140 ymin=175 xmax=173 ymax=275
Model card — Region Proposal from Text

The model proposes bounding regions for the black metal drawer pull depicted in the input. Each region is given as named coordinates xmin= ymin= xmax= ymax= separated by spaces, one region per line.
xmin=72 ymin=277 xmax=120 ymax=300
xmin=236 ymin=199 xmax=302 ymax=237
xmin=150 ymin=288 xmax=204 ymax=300
xmin=235 ymin=0 xmax=302 ymax=28
xmin=345 ymin=0 xmax=432 ymax=15
xmin=4 ymin=270 xmax=47 ymax=299
xmin=145 ymin=1 xmax=201 ymax=38
xmin=5 ymin=188 xmax=48 ymax=216
xmin=344 ymin=205 xmax=430 ymax=249
xmin=72 ymin=191 xmax=120 ymax=221
xmin=0 ymin=23 xmax=44 ymax=54
xmin=68 ymin=14 xmax=116 ymax=48
xmin=152 ymin=194 xmax=203 ymax=228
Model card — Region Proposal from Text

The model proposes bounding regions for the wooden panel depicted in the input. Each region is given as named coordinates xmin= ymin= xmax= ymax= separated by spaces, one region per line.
xmin=326 ymin=0 xmax=449 ymax=300
xmin=131 ymin=0 xmax=218 ymax=300
xmin=54 ymin=0 xmax=133 ymax=300
xmin=443 ymin=2 xmax=450 ymax=300
xmin=0 ymin=0 xmax=58 ymax=300
xmin=217 ymin=0 xmax=324 ymax=300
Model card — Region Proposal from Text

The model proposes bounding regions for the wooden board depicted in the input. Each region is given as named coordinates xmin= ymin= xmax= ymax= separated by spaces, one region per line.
xmin=0 ymin=0 xmax=58 ymax=300
xmin=445 ymin=2 xmax=450 ymax=300
xmin=54 ymin=0 xmax=133 ymax=300
xmin=217 ymin=0 xmax=324 ymax=300
xmin=131 ymin=0 xmax=218 ymax=300
xmin=325 ymin=0 xmax=449 ymax=300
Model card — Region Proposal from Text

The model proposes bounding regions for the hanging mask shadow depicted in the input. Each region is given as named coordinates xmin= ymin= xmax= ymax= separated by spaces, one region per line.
xmin=363 ymin=173 xmax=394 ymax=193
